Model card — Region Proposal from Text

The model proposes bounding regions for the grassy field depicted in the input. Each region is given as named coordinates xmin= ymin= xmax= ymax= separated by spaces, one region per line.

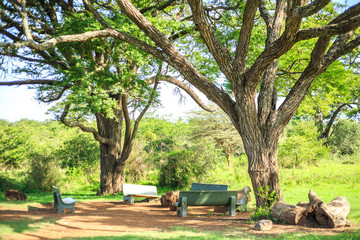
xmin=1 ymin=158 xmax=359 ymax=239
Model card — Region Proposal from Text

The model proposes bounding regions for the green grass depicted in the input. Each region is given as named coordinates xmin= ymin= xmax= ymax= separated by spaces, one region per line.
xmin=1 ymin=158 xmax=359 ymax=239
xmin=0 ymin=217 xmax=57 ymax=235
xmin=57 ymin=227 xmax=360 ymax=240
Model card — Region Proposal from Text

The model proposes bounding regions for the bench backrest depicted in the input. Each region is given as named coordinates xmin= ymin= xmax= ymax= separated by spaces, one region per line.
xmin=53 ymin=186 xmax=63 ymax=204
xmin=122 ymin=184 xmax=157 ymax=196
xmin=179 ymin=191 xmax=238 ymax=206
xmin=190 ymin=183 xmax=228 ymax=191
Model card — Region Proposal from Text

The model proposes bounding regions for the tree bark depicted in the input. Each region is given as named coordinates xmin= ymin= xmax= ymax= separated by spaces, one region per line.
xmin=96 ymin=112 xmax=125 ymax=195
xmin=271 ymin=191 xmax=350 ymax=228
xmin=271 ymin=202 xmax=307 ymax=225
xmin=315 ymin=196 xmax=351 ymax=228
xmin=239 ymin=116 xmax=284 ymax=207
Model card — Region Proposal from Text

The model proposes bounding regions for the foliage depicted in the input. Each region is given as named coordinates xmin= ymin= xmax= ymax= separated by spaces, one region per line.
xmin=54 ymin=133 xmax=99 ymax=173
xmin=278 ymin=120 xmax=331 ymax=168
xmin=187 ymin=110 xmax=244 ymax=166
xmin=250 ymin=185 xmax=279 ymax=221
xmin=22 ymin=152 xmax=62 ymax=193
xmin=326 ymin=119 xmax=360 ymax=155
xmin=158 ymin=143 xmax=220 ymax=189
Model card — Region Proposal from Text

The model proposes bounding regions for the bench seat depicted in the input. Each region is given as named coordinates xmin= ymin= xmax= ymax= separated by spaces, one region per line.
xmin=122 ymin=184 xmax=161 ymax=204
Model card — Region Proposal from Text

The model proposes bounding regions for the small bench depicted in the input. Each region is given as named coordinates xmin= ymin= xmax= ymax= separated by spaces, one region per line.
xmin=52 ymin=186 xmax=76 ymax=214
xmin=190 ymin=182 xmax=228 ymax=191
xmin=175 ymin=191 xmax=238 ymax=217
xmin=122 ymin=184 xmax=161 ymax=205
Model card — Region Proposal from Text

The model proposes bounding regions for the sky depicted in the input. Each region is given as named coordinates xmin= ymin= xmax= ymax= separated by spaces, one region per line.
xmin=0 ymin=82 xmax=205 ymax=122
xmin=0 ymin=0 xmax=357 ymax=122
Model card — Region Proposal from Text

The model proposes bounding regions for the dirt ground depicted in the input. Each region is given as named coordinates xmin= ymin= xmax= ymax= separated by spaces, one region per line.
xmin=0 ymin=200 xmax=355 ymax=240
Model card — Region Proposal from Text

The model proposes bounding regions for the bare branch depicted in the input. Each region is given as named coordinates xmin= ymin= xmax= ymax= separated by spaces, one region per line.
xmin=293 ymin=0 xmax=330 ymax=18
xmin=0 ymin=79 xmax=56 ymax=86
xmin=60 ymin=104 xmax=110 ymax=144
xmin=147 ymin=74 xmax=218 ymax=112
xmin=83 ymin=0 xmax=112 ymax=29
xmin=0 ymin=29 xmax=170 ymax=63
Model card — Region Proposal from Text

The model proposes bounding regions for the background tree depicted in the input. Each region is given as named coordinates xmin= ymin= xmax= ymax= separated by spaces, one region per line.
xmin=0 ymin=0 xmax=214 ymax=194
xmin=188 ymin=110 xmax=244 ymax=167
xmin=0 ymin=0 xmax=162 ymax=194
xmin=1 ymin=0 xmax=360 ymax=207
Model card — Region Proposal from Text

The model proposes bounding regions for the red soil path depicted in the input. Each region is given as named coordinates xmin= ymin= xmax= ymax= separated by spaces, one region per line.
xmin=0 ymin=201 xmax=353 ymax=239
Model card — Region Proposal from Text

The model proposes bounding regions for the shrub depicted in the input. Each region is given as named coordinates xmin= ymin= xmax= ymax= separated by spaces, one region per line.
xmin=278 ymin=120 xmax=330 ymax=168
xmin=158 ymin=143 xmax=220 ymax=188
xmin=22 ymin=152 xmax=62 ymax=192
xmin=326 ymin=119 xmax=360 ymax=155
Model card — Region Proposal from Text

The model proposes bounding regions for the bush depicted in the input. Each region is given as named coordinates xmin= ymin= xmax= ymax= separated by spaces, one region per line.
xmin=326 ymin=119 xmax=360 ymax=155
xmin=278 ymin=120 xmax=330 ymax=168
xmin=22 ymin=152 xmax=62 ymax=193
xmin=158 ymin=143 xmax=220 ymax=189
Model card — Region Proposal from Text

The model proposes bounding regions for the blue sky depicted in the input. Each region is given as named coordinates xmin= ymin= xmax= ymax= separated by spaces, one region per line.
xmin=0 ymin=0 xmax=357 ymax=122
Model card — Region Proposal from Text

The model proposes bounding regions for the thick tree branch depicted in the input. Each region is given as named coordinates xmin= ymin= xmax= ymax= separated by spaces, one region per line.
xmin=295 ymin=15 xmax=360 ymax=42
xmin=60 ymin=104 xmax=110 ymax=144
xmin=258 ymin=0 xmax=287 ymax=129
xmin=0 ymin=29 xmax=169 ymax=63
xmin=115 ymin=0 xmax=235 ymax=118
xmin=147 ymin=74 xmax=218 ymax=112
xmin=293 ymin=0 xmax=330 ymax=18
xmin=0 ymin=79 xmax=56 ymax=85
xmin=188 ymin=0 xmax=233 ymax=78
xmin=323 ymin=34 xmax=360 ymax=68
xmin=234 ymin=0 xmax=260 ymax=73
xmin=320 ymin=103 xmax=349 ymax=139
xmin=276 ymin=36 xmax=332 ymax=128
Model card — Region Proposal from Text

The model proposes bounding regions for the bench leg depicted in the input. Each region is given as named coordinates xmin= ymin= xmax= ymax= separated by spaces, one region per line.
xmin=177 ymin=197 xmax=187 ymax=217
xmin=70 ymin=205 xmax=75 ymax=213
xmin=58 ymin=206 xmax=64 ymax=214
xmin=229 ymin=196 xmax=236 ymax=216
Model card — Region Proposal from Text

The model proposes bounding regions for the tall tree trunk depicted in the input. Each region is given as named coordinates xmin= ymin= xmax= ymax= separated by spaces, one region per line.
xmin=245 ymin=141 xmax=283 ymax=208
xmin=96 ymin=113 xmax=124 ymax=195
xmin=234 ymin=99 xmax=284 ymax=208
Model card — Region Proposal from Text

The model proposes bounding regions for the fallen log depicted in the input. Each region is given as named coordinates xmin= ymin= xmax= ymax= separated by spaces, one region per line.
xmin=271 ymin=190 xmax=350 ymax=228
xmin=315 ymin=196 xmax=350 ymax=228
xmin=270 ymin=202 xmax=306 ymax=225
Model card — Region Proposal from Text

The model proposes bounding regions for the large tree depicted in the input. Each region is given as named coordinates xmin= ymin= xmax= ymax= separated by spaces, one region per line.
xmin=0 ymin=0 xmax=213 ymax=195
xmin=1 ymin=0 xmax=360 ymax=206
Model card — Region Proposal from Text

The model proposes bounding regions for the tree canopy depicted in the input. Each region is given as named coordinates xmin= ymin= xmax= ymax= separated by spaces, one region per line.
xmin=1 ymin=0 xmax=359 ymax=207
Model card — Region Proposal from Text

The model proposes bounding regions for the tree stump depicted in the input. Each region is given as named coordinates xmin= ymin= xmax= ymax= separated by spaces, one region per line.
xmin=160 ymin=190 xmax=179 ymax=208
xmin=315 ymin=196 xmax=350 ymax=228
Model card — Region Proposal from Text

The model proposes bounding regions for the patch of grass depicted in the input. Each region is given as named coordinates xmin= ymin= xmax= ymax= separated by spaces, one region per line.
xmin=57 ymin=227 xmax=360 ymax=240
xmin=280 ymin=159 xmax=360 ymax=224
xmin=0 ymin=217 xmax=57 ymax=235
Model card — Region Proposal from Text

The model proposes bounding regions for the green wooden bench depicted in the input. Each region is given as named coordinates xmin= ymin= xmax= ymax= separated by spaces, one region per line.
xmin=122 ymin=184 xmax=161 ymax=205
xmin=190 ymin=182 xmax=228 ymax=191
xmin=52 ymin=186 xmax=76 ymax=214
xmin=190 ymin=183 xmax=249 ymax=211
xmin=175 ymin=191 xmax=238 ymax=217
